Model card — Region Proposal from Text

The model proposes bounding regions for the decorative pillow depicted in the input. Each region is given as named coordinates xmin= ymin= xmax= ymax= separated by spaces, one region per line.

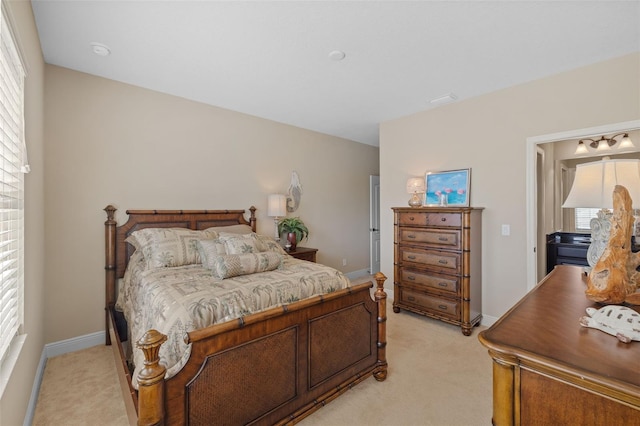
xmin=207 ymin=251 xmax=283 ymax=279
xmin=218 ymin=232 xmax=265 ymax=255
xmin=197 ymin=239 xmax=228 ymax=270
xmin=256 ymin=234 xmax=288 ymax=255
xmin=125 ymin=227 xmax=218 ymax=269
xmin=204 ymin=224 xmax=253 ymax=235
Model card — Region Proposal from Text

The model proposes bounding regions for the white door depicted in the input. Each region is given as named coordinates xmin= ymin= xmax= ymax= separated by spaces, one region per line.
xmin=369 ymin=175 xmax=381 ymax=274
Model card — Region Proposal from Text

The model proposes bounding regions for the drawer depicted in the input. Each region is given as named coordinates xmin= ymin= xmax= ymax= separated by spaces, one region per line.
xmin=401 ymin=269 xmax=459 ymax=295
xmin=398 ymin=212 xmax=461 ymax=228
xmin=400 ymin=247 xmax=460 ymax=273
xmin=400 ymin=227 xmax=461 ymax=249
xmin=399 ymin=286 xmax=460 ymax=320
xmin=556 ymin=245 xmax=588 ymax=259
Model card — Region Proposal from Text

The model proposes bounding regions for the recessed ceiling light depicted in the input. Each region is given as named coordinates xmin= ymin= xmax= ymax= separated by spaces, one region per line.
xmin=429 ymin=93 xmax=457 ymax=105
xmin=90 ymin=42 xmax=111 ymax=57
xmin=328 ymin=50 xmax=346 ymax=61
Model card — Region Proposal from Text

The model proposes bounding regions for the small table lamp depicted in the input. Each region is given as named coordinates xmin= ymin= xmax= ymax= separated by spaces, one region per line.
xmin=267 ymin=194 xmax=287 ymax=240
xmin=562 ymin=158 xmax=640 ymax=268
xmin=406 ymin=177 xmax=426 ymax=207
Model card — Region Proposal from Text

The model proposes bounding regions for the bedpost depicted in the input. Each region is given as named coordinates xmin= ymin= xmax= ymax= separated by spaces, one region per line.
xmin=104 ymin=205 xmax=117 ymax=346
xmin=373 ymin=272 xmax=388 ymax=381
xmin=137 ymin=330 xmax=168 ymax=426
xmin=249 ymin=205 xmax=257 ymax=232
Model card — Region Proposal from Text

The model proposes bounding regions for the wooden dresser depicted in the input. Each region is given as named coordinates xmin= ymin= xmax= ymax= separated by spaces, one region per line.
xmin=392 ymin=207 xmax=483 ymax=335
xmin=478 ymin=265 xmax=640 ymax=425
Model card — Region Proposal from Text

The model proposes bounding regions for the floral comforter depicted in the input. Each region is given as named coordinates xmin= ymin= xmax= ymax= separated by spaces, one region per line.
xmin=119 ymin=252 xmax=351 ymax=388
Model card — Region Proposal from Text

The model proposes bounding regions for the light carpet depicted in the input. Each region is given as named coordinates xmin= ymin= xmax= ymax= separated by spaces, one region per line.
xmin=33 ymin=305 xmax=492 ymax=425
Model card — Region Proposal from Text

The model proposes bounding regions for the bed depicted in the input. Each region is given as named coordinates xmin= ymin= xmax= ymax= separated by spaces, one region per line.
xmin=103 ymin=205 xmax=388 ymax=425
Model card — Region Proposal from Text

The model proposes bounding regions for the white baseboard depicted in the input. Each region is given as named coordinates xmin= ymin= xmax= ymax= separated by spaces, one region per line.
xmin=25 ymin=331 xmax=106 ymax=425
xmin=481 ymin=314 xmax=498 ymax=327
xmin=344 ymin=268 xmax=371 ymax=281
xmin=44 ymin=331 xmax=105 ymax=358
xmin=23 ymin=348 xmax=47 ymax=426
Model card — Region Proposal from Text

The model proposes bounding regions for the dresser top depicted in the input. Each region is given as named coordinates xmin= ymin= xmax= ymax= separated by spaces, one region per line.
xmin=392 ymin=206 xmax=484 ymax=212
xmin=479 ymin=265 xmax=640 ymax=392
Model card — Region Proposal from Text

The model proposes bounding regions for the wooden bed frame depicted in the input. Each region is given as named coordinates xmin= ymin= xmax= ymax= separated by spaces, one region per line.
xmin=104 ymin=205 xmax=388 ymax=425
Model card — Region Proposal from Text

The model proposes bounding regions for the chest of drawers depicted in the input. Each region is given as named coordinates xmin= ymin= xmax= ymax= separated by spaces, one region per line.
xmin=392 ymin=207 xmax=483 ymax=335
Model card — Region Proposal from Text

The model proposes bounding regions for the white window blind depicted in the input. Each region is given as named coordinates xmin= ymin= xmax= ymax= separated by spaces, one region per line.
xmin=575 ymin=208 xmax=599 ymax=231
xmin=0 ymin=2 xmax=27 ymax=363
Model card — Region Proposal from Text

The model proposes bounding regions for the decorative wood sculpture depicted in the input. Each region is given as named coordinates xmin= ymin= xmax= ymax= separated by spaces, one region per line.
xmin=586 ymin=185 xmax=640 ymax=304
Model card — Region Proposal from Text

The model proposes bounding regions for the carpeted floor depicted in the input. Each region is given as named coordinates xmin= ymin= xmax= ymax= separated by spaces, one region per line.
xmin=32 ymin=344 xmax=130 ymax=426
xmin=33 ymin=283 xmax=493 ymax=425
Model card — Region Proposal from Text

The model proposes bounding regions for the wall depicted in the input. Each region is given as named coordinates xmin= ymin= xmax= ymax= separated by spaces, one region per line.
xmin=43 ymin=65 xmax=379 ymax=343
xmin=0 ymin=1 xmax=45 ymax=425
xmin=380 ymin=52 xmax=640 ymax=321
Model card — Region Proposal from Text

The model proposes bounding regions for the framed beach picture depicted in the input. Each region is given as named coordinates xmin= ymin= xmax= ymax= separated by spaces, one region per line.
xmin=425 ymin=168 xmax=471 ymax=207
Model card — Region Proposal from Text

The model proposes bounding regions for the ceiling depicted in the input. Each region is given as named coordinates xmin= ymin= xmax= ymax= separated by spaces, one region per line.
xmin=30 ymin=1 xmax=640 ymax=146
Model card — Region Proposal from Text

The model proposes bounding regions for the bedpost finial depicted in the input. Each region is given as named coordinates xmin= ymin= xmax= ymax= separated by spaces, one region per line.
xmin=374 ymin=272 xmax=387 ymax=293
xmin=249 ymin=206 xmax=257 ymax=232
xmin=104 ymin=205 xmax=117 ymax=222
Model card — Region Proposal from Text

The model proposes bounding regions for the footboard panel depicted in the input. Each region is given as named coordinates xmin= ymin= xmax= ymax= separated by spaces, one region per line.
xmin=187 ymin=326 xmax=299 ymax=425
xmin=162 ymin=282 xmax=384 ymax=425
xmin=308 ymin=303 xmax=373 ymax=388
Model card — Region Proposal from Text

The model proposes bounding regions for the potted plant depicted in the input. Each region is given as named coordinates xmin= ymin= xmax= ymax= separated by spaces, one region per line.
xmin=277 ymin=217 xmax=309 ymax=250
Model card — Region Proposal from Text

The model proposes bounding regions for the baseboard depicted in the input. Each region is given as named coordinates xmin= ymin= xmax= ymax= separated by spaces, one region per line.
xmin=25 ymin=331 xmax=106 ymax=425
xmin=344 ymin=268 xmax=371 ymax=281
xmin=23 ymin=348 xmax=47 ymax=426
xmin=44 ymin=331 xmax=105 ymax=358
xmin=481 ymin=314 xmax=498 ymax=327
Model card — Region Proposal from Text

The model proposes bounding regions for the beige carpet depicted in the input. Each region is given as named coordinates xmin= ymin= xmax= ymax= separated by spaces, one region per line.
xmin=32 ymin=345 xmax=129 ymax=426
xmin=33 ymin=293 xmax=492 ymax=425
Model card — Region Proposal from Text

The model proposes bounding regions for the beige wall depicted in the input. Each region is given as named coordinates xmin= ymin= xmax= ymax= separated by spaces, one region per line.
xmin=380 ymin=53 xmax=640 ymax=321
xmin=43 ymin=65 xmax=379 ymax=343
xmin=0 ymin=1 xmax=45 ymax=425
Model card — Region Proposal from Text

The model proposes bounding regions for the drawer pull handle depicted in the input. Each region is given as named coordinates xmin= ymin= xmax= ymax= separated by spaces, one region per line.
xmin=407 ymin=275 xmax=416 ymax=281
xmin=438 ymin=259 xmax=448 ymax=265
xmin=438 ymin=304 xmax=447 ymax=310
xmin=438 ymin=282 xmax=448 ymax=287
xmin=438 ymin=236 xmax=448 ymax=242
xmin=408 ymin=234 xmax=416 ymax=239
xmin=408 ymin=255 xmax=416 ymax=260
xmin=408 ymin=296 xmax=416 ymax=302
xmin=409 ymin=217 xmax=415 ymax=221
xmin=441 ymin=217 xmax=447 ymax=222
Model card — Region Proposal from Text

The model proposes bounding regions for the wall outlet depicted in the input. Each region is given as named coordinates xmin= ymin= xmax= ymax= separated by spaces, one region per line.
xmin=342 ymin=258 xmax=347 ymax=266
xmin=501 ymin=224 xmax=510 ymax=236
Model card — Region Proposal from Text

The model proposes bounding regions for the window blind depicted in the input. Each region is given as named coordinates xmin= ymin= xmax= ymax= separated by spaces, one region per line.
xmin=0 ymin=2 xmax=26 ymax=362
xmin=575 ymin=208 xmax=599 ymax=231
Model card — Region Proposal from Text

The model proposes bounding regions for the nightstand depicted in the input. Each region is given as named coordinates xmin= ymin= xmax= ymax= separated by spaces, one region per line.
xmin=286 ymin=247 xmax=318 ymax=262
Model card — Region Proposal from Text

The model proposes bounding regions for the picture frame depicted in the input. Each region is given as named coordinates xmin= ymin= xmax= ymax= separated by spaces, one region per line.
xmin=425 ymin=168 xmax=471 ymax=207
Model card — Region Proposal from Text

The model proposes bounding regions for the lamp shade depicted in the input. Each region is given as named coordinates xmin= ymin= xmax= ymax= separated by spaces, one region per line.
xmin=618 ymin=134 xmax=635 ymax=150
xmin=562 ymin=159 xmax=640 ymax=209
xmin=574 ymin=140 xmax=589 ymax=155
xmin=267 ymin=194 xmax=287 ymax=217
xmin=406 ymin=177 xmax=426 ymax=194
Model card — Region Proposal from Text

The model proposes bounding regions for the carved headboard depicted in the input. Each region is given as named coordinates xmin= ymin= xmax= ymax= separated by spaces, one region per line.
xmin=104 ymin=205 xmax=257 ymax=310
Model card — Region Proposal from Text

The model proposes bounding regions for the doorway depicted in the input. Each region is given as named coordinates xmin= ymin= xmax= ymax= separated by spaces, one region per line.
xmin=526 ymin=120 xmax=640 ymax=290
xmin=369 ymin=175 xmax=380 ymax=274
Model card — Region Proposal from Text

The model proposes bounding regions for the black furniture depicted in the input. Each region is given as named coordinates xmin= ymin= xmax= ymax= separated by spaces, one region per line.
xmin=546 ymin=231 xmax=639 ymax=274
xmin=546 ymin=232 xmax=590 ymax=274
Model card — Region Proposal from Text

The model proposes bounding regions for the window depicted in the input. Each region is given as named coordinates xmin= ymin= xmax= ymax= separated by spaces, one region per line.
xmin=0 ymin=1 xmax=28 ymax=367
xmin=575 ymin=208 xmax=599 ymax=231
